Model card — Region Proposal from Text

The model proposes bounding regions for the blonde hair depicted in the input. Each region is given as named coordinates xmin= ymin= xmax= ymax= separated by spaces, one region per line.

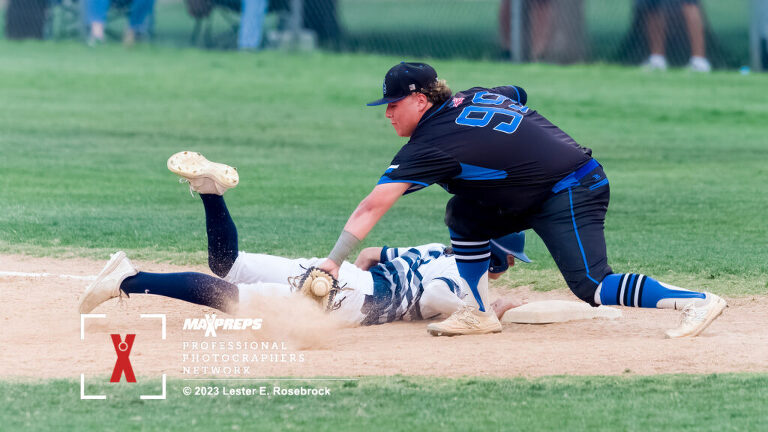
xmin=420 ymin=79 xmax=452 ymax=105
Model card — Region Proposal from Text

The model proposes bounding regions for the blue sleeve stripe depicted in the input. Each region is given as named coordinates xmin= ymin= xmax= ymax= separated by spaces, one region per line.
xmin=377 ymin=176 xmax=429 ymax=187
xmin=512 ymin=86 xmax=521 ymax=103
xmin=455 ymin=163 xmax=507 ymax=180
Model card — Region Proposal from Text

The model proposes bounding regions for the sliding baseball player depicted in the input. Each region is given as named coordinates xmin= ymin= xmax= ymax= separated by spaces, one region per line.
xmin=78 ymin=152 xmax=526 ymax=325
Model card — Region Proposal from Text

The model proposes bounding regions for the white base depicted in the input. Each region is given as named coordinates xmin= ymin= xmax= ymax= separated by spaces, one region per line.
xmin=501 ymin=300 xmax=621 ymax=324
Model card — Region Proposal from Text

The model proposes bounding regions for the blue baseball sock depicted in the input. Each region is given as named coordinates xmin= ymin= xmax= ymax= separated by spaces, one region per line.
xmin=450 ymin=230 xmax=490 ymax=312
xmin=200 ymin=194 xmax=239 ymax=277
xmin=121 ymin=272 xmax=239 ymax=313
xmin=596 ymin=273 xmax=705 ymax=309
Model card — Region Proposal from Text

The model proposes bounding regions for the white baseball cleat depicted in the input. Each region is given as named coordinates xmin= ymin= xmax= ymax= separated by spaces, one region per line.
xmin=78 ymin=251 xmax=138 ymax=314
xmin=642 ymin=54 xmax=668 ymax=71
xmin=665 ymin=292 xmax=727 ymax=338
xmin=167 ymin=151 xmax=239 ymax=195
xmin=687 ymin=56 xmax=712 ymax=73
xmin=427 ymin=305 xmax=502 ymax=336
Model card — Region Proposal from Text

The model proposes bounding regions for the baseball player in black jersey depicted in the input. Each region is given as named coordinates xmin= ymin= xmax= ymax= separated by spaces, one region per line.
xmin=318 ymin=62 xmax=726 ymax=337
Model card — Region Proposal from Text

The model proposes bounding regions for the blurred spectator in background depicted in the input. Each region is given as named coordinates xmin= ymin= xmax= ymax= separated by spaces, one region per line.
xmin=5 ymin=0 xmax=48 ymax=40
xmin=184 ymin=0 xmax=268 ymax=50
xmin=86 ymin=0 xmax=155 ymax=46
xmin=304 ymin=0 xmax=341 ymax=47
xmin=269 ymin=0 xmax=341 ymax=48
xmin=756 ymin=0 xmax=768 ymax=71
xmin=638 ymin=0 xmax=711 ymax=72
xmin=239 ymin=0 xmax=269 ymax=50
xmin=499 ymin=0 xmax=553 ymax=61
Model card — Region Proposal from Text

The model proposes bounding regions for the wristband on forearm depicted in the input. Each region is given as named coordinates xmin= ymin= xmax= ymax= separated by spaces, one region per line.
xmin=328 ymin=230 xmax=362 ymax=265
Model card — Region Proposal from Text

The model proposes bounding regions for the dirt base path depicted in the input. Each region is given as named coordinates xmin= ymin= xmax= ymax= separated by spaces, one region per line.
xmin=2 ymin=254 xmax=766 ymax=379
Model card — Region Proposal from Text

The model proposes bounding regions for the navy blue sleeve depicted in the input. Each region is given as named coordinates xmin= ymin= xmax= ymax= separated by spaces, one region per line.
xmin=490 ymin=85 xmax=527 ymax=105
xmin=377 ymin=142 xmax=461 ymax=194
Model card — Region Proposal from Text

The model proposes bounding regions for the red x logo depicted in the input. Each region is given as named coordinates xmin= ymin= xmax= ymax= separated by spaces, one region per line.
xmin=110 ymin=334 xmax=136 ymax=383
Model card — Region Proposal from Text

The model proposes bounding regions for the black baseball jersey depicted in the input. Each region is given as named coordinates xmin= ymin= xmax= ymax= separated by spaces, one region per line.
xmin=378 ymin=86 xmax=593 ymax=214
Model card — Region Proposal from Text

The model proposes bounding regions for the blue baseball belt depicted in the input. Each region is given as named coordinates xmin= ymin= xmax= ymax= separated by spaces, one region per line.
xmin=551 ymin=158 xmax=601 ymax=194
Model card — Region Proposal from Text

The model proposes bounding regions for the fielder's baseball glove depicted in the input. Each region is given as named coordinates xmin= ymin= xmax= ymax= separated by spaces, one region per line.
xmin=288 ymin=267 xmax=343 ymax=311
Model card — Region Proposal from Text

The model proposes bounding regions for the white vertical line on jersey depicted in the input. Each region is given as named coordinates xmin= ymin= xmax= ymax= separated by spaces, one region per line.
xmin=618 ymin=274 xmax=629 ymax=306
xmin=633 ymin=275 xmax=644 ymax=307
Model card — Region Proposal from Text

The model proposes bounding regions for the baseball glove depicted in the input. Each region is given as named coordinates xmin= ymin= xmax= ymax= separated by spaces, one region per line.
xmin=288 ymin=267 xmax=343 ymax=311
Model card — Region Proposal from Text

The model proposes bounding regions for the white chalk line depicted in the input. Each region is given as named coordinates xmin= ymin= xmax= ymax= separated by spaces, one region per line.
xmin=0 ymin=271 xmax=96 ymax=281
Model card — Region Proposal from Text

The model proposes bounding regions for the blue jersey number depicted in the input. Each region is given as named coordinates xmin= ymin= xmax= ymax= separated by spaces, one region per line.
xmin=455 ymin=106 xmax=523 ymax=134
xmin=455 ymin=91 xmax=528 ymax=134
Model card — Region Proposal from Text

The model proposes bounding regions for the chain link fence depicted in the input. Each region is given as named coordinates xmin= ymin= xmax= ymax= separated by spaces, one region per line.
xmin=2 ymin=0 xmax=765 ymax=70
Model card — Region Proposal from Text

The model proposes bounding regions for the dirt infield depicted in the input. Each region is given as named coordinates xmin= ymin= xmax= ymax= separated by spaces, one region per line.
xmin=2 ymin=253 xmax=767 ymax=379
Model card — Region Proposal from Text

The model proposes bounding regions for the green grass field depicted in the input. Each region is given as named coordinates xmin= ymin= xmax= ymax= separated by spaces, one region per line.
xmin=2 ymin=375 xmax=767 ymax=431
xmin=1 ymin=41 xmax=765 ymax=293
xmin=1 ymin=41 xmax=767 ymax=430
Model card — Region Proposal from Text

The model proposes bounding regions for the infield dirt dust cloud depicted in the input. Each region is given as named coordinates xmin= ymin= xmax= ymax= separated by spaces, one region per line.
xmin=237 ymin=294 xmax=349 ymax=350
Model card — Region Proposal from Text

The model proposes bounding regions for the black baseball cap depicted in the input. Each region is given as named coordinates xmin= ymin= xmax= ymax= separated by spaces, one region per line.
xmin=367 ymin=62 xmax=438 ymax=106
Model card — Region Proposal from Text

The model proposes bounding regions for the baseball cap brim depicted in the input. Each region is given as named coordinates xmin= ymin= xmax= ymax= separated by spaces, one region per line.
xmin=489 ymin=239 xmax=532 ymax=263
xmin=366 ymin=95 xmax=407 ymax=107
xmin=512 ymin=251 xmax=532 ymax=263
